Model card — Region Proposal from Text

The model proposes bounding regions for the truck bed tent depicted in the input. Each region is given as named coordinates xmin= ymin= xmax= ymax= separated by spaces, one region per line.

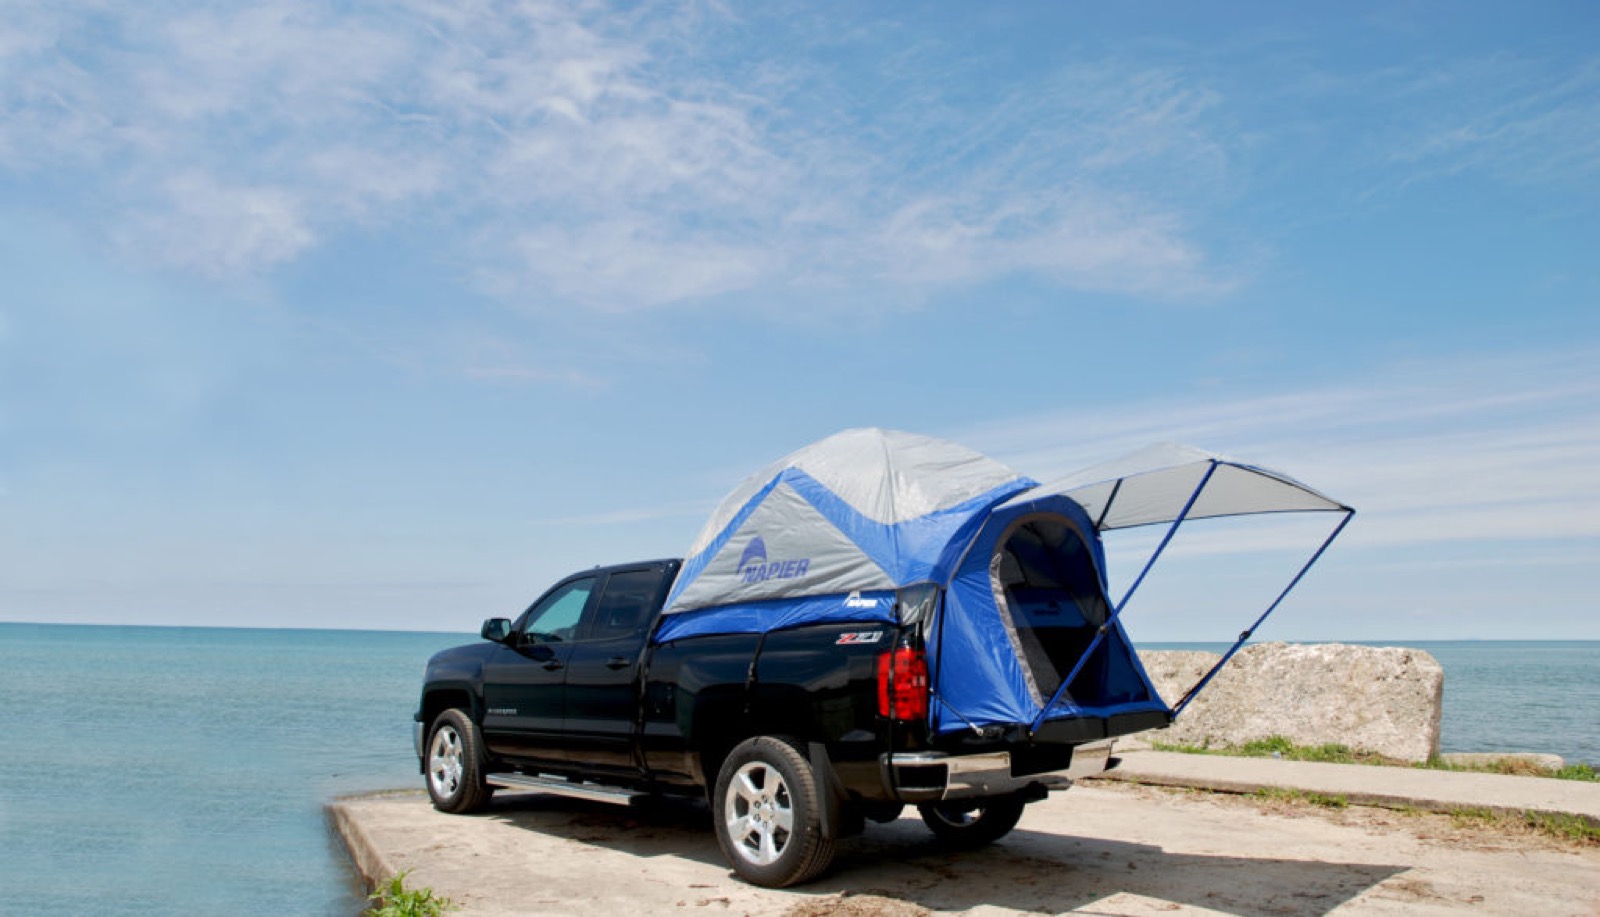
xmin=658 ymin=428 xmax=1038 ymax=640
xmin=654 ymin=429 xmax=1352 ymax=743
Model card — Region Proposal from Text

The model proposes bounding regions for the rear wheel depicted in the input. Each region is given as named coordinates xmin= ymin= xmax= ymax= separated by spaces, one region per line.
xmin=426 ymin=708 xmax=494 ymax=813
xmin=712 ymin=736 xmax=836 ymax=887
xmin=917 ymin=795 xmax=1026 ymax=848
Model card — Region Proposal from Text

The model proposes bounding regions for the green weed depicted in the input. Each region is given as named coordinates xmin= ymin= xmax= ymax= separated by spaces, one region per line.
xmin=1424 ymin=756 xmax=1599 ymax=781
xmin=1555 ymin=763 xmax=1599 ymax=782
xmin=1253 ymin=786 xmax=1301 ymax=803
xmin=1251 ymin=786 xmax=1347 ymax=808
xmin=1237 ymin=735 xmax=1297 ymax=757
xmin=366 ymin=871 xmax=456 ymax=917
xmin=1523 ymin=812 xmax=1600 ymax=845
xmin=1447 ymin=806 xmax=1497 ymax=828
xmin=1438 ymin=807 xmax=1600 ymax=845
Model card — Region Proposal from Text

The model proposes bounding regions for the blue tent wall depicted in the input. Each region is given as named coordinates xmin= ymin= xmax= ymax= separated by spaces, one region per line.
xmin=929 ymin=494 xmax=1169 ymax=736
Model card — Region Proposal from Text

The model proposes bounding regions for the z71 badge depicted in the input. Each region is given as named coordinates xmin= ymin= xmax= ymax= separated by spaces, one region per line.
xmin=835 ymin=631 xmax=884 ymax=645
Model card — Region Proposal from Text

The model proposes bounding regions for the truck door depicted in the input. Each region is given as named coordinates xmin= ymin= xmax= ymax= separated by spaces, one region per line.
xmin=481 ymin=574 xmax=597 ymax=764
xmin=561 ymin=565 xmax=673 ymax=774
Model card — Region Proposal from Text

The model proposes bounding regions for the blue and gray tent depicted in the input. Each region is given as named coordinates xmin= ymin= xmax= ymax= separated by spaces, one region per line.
xmin=656 ymin=428 xmax=1352 ymax=741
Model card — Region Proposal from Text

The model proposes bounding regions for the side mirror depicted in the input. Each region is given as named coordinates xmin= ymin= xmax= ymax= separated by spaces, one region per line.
xmin=480 ymin=618 xmax=513 ymax=643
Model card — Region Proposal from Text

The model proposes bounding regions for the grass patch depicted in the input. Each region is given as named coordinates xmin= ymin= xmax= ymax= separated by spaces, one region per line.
xmin=1253 ymin=786 xmax=1300 ymax=803
xmin=1440 ymin=807 xmax=1600 ymax=845
xmin=1253 ymin=786 xmax=1348 ymax=808
xmin=1155 ymin=735 xmax=1391 ymax=766
xmin=366 ymin=871 xmax=456 ymax=917
xmin=1426 ymin=757 xmax=1599 ymax=782
xmin=1153 ymin=735 xmax=1596 ymax=781
xmin=1524 ymin=812 xmax=1600 ymax=845
xmin=1556 ymin=763 xmax=1600 ymax=781
xmin=1447 ymin=806 xmax=1497 ymax=828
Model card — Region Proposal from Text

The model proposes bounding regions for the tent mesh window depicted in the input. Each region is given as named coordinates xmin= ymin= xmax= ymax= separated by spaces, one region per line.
xmin=995 ymin=516 xmax=1110 ymax=704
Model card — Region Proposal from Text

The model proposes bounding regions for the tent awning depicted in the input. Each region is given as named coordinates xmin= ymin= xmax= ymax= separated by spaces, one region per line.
xmin=1009 ymin=442 xmax=1354 ymax=724
xmin=1014 ymin=442 xmax=1351 ymax=531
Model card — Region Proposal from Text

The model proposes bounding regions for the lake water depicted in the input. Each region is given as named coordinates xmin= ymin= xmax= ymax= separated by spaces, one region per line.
xmin=1 ymin=623 xmax=1595 ymax=915
xmin=0 ymin=624 xmax=466 ymax=916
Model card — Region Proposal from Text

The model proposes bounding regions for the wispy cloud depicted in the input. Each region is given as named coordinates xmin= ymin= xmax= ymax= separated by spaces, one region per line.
xmin=961 ymin=347 xmax=1600 ymax=555
xmin=119 ymin=172 xmax=315 ymax=275
xmin=1379 ymin=55 xmax=1600 ymax=192
xmin=8 ymin=4 xmax=1591 ymax=324
xmin=0 ymin=2 xmax=1236 ymax=307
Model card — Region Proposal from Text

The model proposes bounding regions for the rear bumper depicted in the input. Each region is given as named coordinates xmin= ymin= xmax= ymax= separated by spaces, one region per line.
xmin=884 ymin=751 xmax=1069 ymax=803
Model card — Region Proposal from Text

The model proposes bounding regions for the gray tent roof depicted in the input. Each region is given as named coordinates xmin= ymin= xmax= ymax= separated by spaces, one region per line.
xmin=665 ymin=428 xmax=1034 ymax=615
xmin=682 ymin=427 xmax=1028 ymax=557
xmin=1014 ymin=442 xmax=1350 ymax=531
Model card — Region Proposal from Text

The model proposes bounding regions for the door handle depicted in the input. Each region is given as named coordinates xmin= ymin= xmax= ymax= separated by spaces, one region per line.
xmin=542 ymin=660 xmax=565 ymax=671
xmin=605 ymin=656 xmax=632 ymax=670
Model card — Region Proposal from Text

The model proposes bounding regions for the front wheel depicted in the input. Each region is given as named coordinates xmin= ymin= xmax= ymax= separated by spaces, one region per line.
xmin=917 ymin=794 xmax=1026 ymax=849
xmin=425 ymin=708 xmax=494 ymax=814
xmin=712 ymin=736 xmax=836 ymax=887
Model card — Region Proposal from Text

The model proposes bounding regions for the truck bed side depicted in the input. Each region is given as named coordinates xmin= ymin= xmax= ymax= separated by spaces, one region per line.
xmin=641 ymin=622 xmax=915 ymax=801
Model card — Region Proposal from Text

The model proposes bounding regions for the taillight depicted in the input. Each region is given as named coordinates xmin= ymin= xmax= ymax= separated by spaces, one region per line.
xmin=877 ymin=646 xmax=928 ymax=721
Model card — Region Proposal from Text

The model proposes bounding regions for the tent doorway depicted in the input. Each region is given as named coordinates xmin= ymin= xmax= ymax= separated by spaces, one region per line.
xmin=994 ymin=513 xmax=1109 ymax=705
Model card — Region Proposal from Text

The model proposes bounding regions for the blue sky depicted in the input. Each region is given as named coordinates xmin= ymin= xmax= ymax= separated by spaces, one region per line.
xmin=2 ymin=2 xmax=1596 ymax=640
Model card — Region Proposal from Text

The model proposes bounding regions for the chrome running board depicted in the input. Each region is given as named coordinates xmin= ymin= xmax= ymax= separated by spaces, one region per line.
xmin=486 ymin=772 xmax=648 ymax=805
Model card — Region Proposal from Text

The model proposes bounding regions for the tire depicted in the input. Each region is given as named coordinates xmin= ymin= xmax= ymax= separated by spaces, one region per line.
xmin=917 ymin=794 xmax=1026 ymax=849
xmin=712 ymin=736 xmax=837 ymax=887
xmin=425 ymin=708 xmax=494 ymax=814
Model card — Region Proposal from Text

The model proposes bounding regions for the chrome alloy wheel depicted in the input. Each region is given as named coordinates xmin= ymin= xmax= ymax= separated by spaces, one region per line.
xmin=723 ymin=761 xmax=795 ymax=866
xmin=428 ymin=723 xmax=465 ymax=800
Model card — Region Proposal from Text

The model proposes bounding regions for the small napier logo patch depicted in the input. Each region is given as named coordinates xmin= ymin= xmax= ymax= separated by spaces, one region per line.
xmin=738 ymin=535 xmax=811 ymax=584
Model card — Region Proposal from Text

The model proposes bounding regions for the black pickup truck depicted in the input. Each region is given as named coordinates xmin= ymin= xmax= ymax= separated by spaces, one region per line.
xmin=415 ymin=557 xmax=1131 ymax=887
xmin=414 ymin=430 xmax=1352 ymax=887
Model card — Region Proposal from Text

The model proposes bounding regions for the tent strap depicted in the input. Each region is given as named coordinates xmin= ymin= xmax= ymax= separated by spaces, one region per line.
xmin=930 ymin=692 xmax=986 ymax=735
xmin=1030 ymin=461 xmax=1220 ymax=734
xmin=1172 ymin=508 xmax=1355 ymax=717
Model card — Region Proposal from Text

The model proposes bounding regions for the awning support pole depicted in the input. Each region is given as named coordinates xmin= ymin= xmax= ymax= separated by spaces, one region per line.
xmin=1030 ymin=461 xmax=1220 ymax=734
xmin=1092 ymin=478 xmax=1123 ymax=531
xmin=1172 ymin=508 xmax=1355 ymax=717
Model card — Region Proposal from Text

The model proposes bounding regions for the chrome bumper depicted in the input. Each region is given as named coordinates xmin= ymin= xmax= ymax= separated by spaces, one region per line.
xmin=885 ymin=751 xmax=1069 ymax=801
xmin=413 ymin=720 xmax=425 ymax=759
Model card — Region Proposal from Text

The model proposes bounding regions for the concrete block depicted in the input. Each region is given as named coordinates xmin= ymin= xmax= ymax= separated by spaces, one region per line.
xmin=1137 ymin=643 xmax=1444 ymax=763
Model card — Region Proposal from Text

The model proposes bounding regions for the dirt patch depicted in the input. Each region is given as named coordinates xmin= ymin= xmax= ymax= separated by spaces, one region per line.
xmin=783 ymin=893 xmax=931 ymax=917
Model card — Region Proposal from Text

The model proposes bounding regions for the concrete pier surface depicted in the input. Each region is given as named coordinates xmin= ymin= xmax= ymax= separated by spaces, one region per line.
xmin=330 ymin=751 xmax=1600 ymax=916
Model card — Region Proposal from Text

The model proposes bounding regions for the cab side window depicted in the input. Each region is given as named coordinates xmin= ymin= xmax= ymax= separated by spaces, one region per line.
xmin=519 ymin=577 xmax=596 ymax=643
xmin=586 ymin=569 xmax=664 ymax=641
